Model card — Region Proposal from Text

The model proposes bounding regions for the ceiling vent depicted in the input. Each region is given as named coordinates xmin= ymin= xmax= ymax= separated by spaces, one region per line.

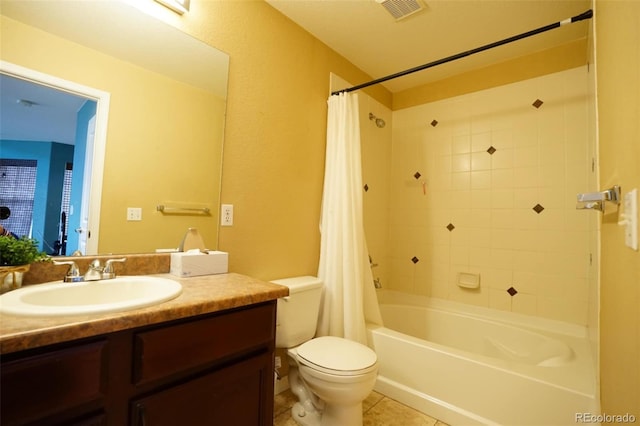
xmin=377 ymin=0 xmax=426 ymax=21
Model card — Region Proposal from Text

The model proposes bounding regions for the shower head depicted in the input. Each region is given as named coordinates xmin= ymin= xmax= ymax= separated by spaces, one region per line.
xmin=369 ymin=112 xmax=386 ymax=128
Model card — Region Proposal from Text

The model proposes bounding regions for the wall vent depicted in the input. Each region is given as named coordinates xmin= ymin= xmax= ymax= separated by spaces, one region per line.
xmin=377 ymin=0 xmax=426 ymax=21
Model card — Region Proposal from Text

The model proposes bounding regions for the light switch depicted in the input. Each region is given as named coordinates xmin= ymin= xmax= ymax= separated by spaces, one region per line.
xmin=618 ymin=188 xmax=638 ymax=250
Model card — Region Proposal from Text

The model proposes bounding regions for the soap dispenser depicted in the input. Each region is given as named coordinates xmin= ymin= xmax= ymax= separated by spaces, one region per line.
xmin=178 ymin=228 xmax=206 ymax=252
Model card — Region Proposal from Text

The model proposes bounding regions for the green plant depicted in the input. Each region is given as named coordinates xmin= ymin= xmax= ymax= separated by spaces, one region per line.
xmin=0 ymin=236 xmax=49 ymax=266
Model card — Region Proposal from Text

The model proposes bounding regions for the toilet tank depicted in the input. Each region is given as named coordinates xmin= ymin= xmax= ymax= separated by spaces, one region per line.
xmin=271 ymin=276 xmax=323 ymax=348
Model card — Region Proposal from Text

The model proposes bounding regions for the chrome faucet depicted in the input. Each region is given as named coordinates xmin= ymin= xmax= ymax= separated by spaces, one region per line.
xmin=53 ymin=260 xmax=82 ymax=282
xmin=54 ymin=258 xmax=126 ymax=282
xmin=102 ymin=258 xmax=126 ymax=279
xmin=84 ymin=259 xmax=104 ymax=281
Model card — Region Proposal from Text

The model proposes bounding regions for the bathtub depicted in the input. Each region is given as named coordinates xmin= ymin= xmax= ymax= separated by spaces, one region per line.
xmin=367 ymin=292 xmax=599 ymax=425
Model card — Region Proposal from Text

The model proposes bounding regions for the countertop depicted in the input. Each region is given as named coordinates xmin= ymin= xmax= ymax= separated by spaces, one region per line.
xmin=0 ymin=273 xmax=288 ymax=354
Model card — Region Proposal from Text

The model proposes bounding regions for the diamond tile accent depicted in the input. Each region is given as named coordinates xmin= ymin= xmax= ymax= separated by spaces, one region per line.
xmin=532 ymin=99 xmax=544 ymax=109
xmin=414 ymin=172 xmax=422 ymax=179
xmin=532 ymin=203 xmax=545 ymax=214
xmin=446 ymin=223 xmax=455 ymax=231
xmin=487 ymin=146 xmax=497 ymax=155
xmin=411 ymin=256 xmax=419 ymax=264
xmin=507 ymin=286 xmax=518 ymax=296
xmin=364 ymin=184 xmax=369 ymax=192
xmin=430 ymin=119 xmax=438 ymax=127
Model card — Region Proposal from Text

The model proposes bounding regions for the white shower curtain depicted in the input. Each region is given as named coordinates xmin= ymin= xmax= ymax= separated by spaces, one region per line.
xmin=316 ymin=92 xmax=383 ymax=345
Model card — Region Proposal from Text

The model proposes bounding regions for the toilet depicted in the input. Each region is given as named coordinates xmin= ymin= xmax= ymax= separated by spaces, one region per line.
xmin=272 ymin=276 xmax=378 ymax=426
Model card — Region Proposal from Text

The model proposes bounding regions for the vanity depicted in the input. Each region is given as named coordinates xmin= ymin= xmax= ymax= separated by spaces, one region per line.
xmin=0 ymin=272 xmax=288 ymax=426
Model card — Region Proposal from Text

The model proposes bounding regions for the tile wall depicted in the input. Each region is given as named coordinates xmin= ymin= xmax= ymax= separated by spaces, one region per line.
xmin=363 ymin=66 xmax=598 ymax=325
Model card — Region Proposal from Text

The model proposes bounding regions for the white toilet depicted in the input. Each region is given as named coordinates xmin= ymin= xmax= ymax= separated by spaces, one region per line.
xmin=272 ymin=276 xmax=378 ymax=426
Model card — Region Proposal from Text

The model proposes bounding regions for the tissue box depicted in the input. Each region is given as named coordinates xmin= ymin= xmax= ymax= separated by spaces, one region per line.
xmin=170 ymin=250 xmax=228 ymax=277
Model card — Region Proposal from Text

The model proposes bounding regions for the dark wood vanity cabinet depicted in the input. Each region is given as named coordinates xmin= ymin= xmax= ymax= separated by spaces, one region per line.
xmin=1 ymin=301 xmax=276 ymax=426
xmin=0 ymin=341 xmax=108 ymax=425
xmin=131 ymin=351 xmax=272 ymax=425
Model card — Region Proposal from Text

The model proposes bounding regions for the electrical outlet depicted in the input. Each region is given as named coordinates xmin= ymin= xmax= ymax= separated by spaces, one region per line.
xmin=221 ymin=204 xmax=233 ymax=226
xmin=127 ymin=207 xmax=142 ymax=221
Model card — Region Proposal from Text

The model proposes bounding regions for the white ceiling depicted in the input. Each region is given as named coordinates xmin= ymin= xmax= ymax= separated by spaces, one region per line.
xmin=266 ymin=0 xmax=592 ymax=93
xmin=0 ymin=73 xmax=87 ymax=145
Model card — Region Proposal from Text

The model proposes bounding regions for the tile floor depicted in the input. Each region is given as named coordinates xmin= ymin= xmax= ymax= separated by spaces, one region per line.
xmin=274 ymin=389 xmax=449 ymax=426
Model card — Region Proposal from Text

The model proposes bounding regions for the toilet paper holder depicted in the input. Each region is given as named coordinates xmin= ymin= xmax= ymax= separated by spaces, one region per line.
xmin=576 ymin=185 xmax=620 ymax=213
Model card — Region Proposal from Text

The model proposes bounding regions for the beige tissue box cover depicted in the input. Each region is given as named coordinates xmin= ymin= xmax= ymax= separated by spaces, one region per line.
xmin=170 ymin=250 xmax=229 ymax=277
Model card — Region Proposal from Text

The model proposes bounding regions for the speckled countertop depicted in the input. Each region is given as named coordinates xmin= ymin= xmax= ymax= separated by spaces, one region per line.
xmin=0 ymin=272 xmax=288 ymax=355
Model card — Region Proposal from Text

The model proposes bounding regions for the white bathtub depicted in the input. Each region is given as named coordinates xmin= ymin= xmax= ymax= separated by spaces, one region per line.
xmin=367 ymin=293 xmax=599 ymax=425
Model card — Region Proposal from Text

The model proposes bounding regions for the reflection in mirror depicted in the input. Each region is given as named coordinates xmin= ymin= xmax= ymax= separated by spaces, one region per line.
xmin=0 ymin=71 xmax=101 ymax=256
xmin=0 ymin=0 xmax=229 ymax=256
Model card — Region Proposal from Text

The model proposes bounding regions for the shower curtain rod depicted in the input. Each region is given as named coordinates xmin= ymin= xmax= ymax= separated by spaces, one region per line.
xmin=331 ymin=9 xmax=593 ymax=96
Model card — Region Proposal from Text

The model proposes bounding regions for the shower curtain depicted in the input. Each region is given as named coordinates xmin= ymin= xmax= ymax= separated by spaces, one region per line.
xmin=316 ymin=92 xmax=383 ymax=345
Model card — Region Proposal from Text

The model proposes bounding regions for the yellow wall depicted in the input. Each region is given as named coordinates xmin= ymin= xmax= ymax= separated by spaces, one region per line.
xmin=0 ymin=16 xmax=225 ymax=254
xmin=166 ymin=0 xmax=391 ymax=278
xmin=595 ymin=0 xmax=640 ymax=416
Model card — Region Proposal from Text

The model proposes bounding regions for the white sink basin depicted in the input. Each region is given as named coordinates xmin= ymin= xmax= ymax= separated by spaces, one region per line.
xmin=0 ymin=276 xmax=182 ymax=317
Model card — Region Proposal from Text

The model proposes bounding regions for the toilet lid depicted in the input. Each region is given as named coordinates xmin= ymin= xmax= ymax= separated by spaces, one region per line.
xmin=296 ymin=336 xmax=377 ymax=373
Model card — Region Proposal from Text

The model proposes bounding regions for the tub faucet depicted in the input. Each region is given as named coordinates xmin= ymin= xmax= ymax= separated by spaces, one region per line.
xmin=374 ymin=278 xmax=383 ymax=289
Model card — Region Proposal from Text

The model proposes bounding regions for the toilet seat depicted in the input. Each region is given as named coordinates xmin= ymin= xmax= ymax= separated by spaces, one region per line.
xmin=295 ymin=336 xmax=377 ymax=376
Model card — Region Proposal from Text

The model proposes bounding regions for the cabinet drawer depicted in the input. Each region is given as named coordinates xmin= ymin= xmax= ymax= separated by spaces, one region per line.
xmin=0 ymin=341 xmax=107 ymax=425
xmin=133 ymin=302 xmax=275 ymax=385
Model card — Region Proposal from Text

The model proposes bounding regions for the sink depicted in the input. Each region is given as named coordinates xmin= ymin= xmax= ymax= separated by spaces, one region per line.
xmin=0 ymin=276 xmax=182 ymax=317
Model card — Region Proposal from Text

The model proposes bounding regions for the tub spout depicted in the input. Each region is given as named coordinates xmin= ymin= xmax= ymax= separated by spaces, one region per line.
xmin=374 ymin=278 xmax=383 ymax=289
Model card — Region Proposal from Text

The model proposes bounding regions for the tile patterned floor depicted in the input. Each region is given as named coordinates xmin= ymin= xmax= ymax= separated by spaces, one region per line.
xmin=274 ymin=389 xmax=449 ymax=426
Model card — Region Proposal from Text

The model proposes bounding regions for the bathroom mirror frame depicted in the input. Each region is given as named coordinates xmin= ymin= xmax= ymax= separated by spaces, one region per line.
xmin=0 ymin=0 xmax=229 ymax=256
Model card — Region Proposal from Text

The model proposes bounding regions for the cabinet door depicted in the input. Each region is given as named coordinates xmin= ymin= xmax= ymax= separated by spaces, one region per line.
xmin=132 ymin=351 xmax=273 ymax=426
xmin=0 ymin=341 xmax=107 ymax=426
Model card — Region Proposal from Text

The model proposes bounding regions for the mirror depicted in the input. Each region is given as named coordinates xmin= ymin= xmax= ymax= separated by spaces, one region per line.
xmin=0 ymin=0 xmax=229 ymax=255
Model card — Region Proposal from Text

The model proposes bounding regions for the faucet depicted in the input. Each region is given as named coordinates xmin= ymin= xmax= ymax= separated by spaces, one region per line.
xmin=369 ymin=255 xmax=382 ymax=288
xmin=53 ymin=258 xmax=126 ymax=282
xmin=102 ymin=258 xmax=126 ymax=279
xmin=53 ymin=260 xmax=82 ymax=282
xmin=84 ymin=259 xmax=103 ymax=281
